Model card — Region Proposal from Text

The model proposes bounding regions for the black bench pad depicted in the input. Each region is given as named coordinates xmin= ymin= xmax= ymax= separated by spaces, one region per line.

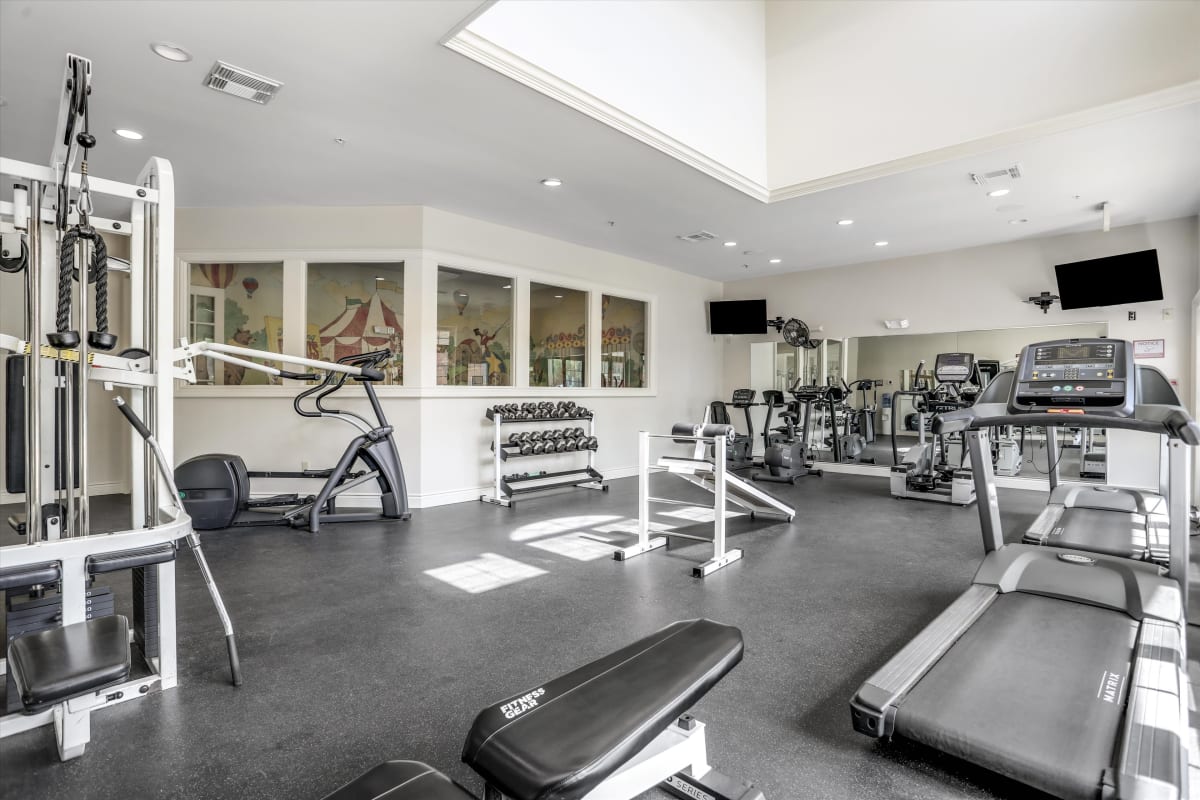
xmin=462 ymin=618 xmax=744 ymax=800
xmin=8 ymin=615 xmax=131 ymax=708
xmin=322 ymin=761 xmax=476 ymax=800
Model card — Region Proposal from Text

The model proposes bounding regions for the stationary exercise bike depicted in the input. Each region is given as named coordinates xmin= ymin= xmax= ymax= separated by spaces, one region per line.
xmin=753 ymin=381 xmax=822 ymax=483
xmin=175 ymin=350 xmax=411 ymax=533
xmin=708 ymin=389 xmax=759 ymax=470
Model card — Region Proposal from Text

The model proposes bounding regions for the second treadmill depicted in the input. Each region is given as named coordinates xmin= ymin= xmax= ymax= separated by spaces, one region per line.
xmin=850 ymin=338 xmax=1197 ymax=800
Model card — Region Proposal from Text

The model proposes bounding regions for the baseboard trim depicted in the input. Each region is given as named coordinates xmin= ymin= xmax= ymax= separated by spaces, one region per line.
xmin=1 ymin=481 xmax=131 ymax=506
xmin=252 ymin=466 xmax=643 ymax=511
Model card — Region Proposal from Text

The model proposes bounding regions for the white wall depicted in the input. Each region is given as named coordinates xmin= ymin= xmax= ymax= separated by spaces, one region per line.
xmin=468 ymin=0 xmax=768 ymax=187
xmin=765 ymin=0 xmax=1200 ymax=188
xmin=722 ymin=217 xmax=1198 ymax=408
xmin=416 ymin=207 xmax=724 ymax=504
xmin=172 ymin=205 xmax=724 ymax=508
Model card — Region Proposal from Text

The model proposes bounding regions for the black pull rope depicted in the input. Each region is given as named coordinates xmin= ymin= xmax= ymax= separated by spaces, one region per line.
xmin=48 ymin=61 xmax=114 ymax=350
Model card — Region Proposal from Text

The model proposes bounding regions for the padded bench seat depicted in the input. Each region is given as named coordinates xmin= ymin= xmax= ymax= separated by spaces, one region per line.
xmin=462 ymin=618 xmax=744 ymax=800
xmin=8 ymin=615 xmax=131 ymax=709
xmin=323 ymin=761 xmax=475 ymax=800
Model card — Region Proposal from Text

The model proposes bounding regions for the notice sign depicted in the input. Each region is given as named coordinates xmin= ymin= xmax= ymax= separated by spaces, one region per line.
xmin=1133 ymin=339 xmax=1165 ymax=359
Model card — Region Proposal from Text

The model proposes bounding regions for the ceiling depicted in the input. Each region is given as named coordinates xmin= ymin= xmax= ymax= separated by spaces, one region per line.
xmin=1 ymin=1 xmax=1198 ymax=283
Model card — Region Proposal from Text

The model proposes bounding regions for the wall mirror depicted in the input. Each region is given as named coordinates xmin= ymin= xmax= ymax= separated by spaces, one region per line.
xmin=838 ymin=322 xmax=1109 ymax=482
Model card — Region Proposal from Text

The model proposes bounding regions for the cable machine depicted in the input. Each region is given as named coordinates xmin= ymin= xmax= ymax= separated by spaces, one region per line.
xmin=0 ymin=53 xmax=239 ymax=761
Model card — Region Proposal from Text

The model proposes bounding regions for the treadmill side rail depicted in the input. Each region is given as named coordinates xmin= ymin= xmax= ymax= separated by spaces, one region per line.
xmin=1116 ymin=619 xmax=1188 ymax=800
xmin=850 ymin=584 xmax=996 ymax=738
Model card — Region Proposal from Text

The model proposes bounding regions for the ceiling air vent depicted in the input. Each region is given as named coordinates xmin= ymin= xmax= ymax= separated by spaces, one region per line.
xmin=676 ymin=230 xmax=717 ymax=243
xmin=970 ymin=163 xmax=1023 ymax=186
xmin=203 ymin=61 xmax=283 ymax=105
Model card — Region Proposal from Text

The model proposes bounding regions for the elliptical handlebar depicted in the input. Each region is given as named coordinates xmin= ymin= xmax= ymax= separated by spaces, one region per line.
xmin=289 ymin=349 xmax=394 ymax=431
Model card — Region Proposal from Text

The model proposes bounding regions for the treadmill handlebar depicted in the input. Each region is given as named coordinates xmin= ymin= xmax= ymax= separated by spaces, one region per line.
xmin=933 ymin=402 xmax=1200 ymax=444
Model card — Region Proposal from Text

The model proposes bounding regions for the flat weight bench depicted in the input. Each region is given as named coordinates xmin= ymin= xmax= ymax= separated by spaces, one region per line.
xmin=1 ymin=561 xmax=131 ymax=761
xmin=324 ymin=619 xmax=764 ymax=800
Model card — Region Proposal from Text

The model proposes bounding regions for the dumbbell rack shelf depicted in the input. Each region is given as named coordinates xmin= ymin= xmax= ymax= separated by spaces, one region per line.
xmin=481 ymin=410 xmax=607 ymax=508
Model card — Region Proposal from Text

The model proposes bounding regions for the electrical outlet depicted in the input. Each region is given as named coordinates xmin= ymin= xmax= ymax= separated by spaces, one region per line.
xmin=1162 ymin=308 xmax=1173 ymax=320
xmin=1128 ymin=311 xmax=1136 ymax=321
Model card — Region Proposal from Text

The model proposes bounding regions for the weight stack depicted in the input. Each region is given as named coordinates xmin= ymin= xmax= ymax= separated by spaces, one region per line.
xmin=132 ymin=565 xmax=160 ymax=661
xmin=4 ymin=586 xmax=114 ymax=714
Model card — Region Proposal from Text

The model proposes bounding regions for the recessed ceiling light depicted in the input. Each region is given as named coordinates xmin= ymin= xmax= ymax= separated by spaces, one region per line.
xmin=501 ymin=284 xmax=512 ymax=289
xmin=837 ymin=219 xmax=854 ymax=226
xmin=1009 ymin=218 xmax=1028 ymax=225
xmin=769 ymin=258 xmax=781 ymax=264
xmin=375 ymin=276 xmax=385 ymax=281
xmin=540 ymin=178 xmax=562 ymax=187
xmin=874 ymin=241 xmax=889 ymax=247
xmin=987 ymin=188 xmax=1010 ymax=198
xmin=553 ymin=294 xmax=564 ymax=299
xmin=150 ymin=42 xmax=192 ymax=62
xmin=723 ymin=241 xmax=737 ymax=247
xmin=113 ymin=128 xmax=144 ymax=140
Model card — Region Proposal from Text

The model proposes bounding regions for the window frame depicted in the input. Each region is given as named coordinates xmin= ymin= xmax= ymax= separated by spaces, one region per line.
xmin=176 ymin=249 xmax=655 ymax=398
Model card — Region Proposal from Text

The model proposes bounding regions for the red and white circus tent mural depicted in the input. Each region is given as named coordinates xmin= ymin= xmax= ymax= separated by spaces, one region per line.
xmin=318 ymin=293 xmax=403 ymax=362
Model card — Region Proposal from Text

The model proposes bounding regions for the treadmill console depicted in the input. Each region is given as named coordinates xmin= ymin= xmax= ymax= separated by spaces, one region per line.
xmin=1010 ymin=338 xmax=1134 ymax=416
xmin=933 ymin=353 xmax=974 ymax=384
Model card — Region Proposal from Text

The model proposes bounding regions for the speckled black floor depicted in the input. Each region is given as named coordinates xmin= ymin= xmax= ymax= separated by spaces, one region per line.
xmin=0 ymin=474 xmax=1177 ymax=799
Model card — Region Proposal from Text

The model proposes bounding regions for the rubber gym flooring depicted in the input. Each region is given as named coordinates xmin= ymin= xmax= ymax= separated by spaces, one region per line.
xmin=1 ymin=473 xmax=1196 ymax=800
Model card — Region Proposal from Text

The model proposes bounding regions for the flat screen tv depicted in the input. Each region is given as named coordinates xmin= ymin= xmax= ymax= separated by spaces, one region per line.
xmin=709 ymin=299 xmax=767 ymax=334
xmin=1054 ymin=249 xmax=1163 ymax=310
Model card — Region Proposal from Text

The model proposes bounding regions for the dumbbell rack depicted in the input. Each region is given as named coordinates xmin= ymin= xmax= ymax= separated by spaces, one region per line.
xmin=480 ymin=408 xmax=607 ymax=508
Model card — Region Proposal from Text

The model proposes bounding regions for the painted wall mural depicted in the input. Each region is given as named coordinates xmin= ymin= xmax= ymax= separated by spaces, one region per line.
xmin=188 ymin=262 xmax=284 ymax=385
xmin=600 ymin=294 xmax=647 ymax=388
xmin=307 ymin=263 xmax=404 ymax=385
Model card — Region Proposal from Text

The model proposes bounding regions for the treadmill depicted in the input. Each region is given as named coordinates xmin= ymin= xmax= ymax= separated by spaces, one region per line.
xmin=985 ymin=365 xmax=1175 ymax=564
xmin=850 ymin=338 xmax=1198 ymax=800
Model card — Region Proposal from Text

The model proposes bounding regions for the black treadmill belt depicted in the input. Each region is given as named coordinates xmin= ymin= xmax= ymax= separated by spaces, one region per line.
xmin=1051 ymin=507 xmax=1146 ymax=559
xmin=895 ymin=592 xmax=1138 ymax=800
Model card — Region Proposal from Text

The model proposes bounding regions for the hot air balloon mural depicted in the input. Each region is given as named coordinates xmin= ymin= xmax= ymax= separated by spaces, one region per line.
xmin=199 ymin=263 xmax=237 ymax=289
xmin=452 ymin=289 xmax=469 ymax=315
xmin=242 ymin=277 xmax=259 ymax=299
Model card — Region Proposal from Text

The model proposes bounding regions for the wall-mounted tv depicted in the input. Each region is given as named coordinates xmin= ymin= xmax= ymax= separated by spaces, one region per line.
xmin=1054 ymin=249 xmax=1163 ymax=311
xmin=709 ymin=299 xmax=767 ymax=334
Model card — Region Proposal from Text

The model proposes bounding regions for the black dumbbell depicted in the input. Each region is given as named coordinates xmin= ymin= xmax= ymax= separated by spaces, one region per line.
xmin=564 ymin=438 xmax=578 ymax=452
xmin=531 ymin=441 xmax=546 ymax=454
xmin=585 ymin=436 xmax=598 ymax=450
xmin=508 ymin=432 xmax=525 ymax=444
xmin=529 ymin=431 xmax=544 ymax=442
xmin=553 ymin=439 xmax=567 ymax=452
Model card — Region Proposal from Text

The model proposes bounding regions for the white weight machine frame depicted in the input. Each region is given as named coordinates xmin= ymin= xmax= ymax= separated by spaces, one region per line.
xmin=0 ymin=53 xmax=219 ymax=761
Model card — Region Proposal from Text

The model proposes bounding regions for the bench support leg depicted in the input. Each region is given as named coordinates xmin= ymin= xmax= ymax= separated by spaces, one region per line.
xmin=54 ymin=699 xmax=92 ymax=761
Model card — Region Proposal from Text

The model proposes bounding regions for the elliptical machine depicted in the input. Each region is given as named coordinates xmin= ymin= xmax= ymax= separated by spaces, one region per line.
xmin=754 ymin=381 xmax=822 ymax=483
xmin=175 ymin=350 xmax=411 ymax=533
xmin=889 ymin=353 xmax=977 ymax=505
